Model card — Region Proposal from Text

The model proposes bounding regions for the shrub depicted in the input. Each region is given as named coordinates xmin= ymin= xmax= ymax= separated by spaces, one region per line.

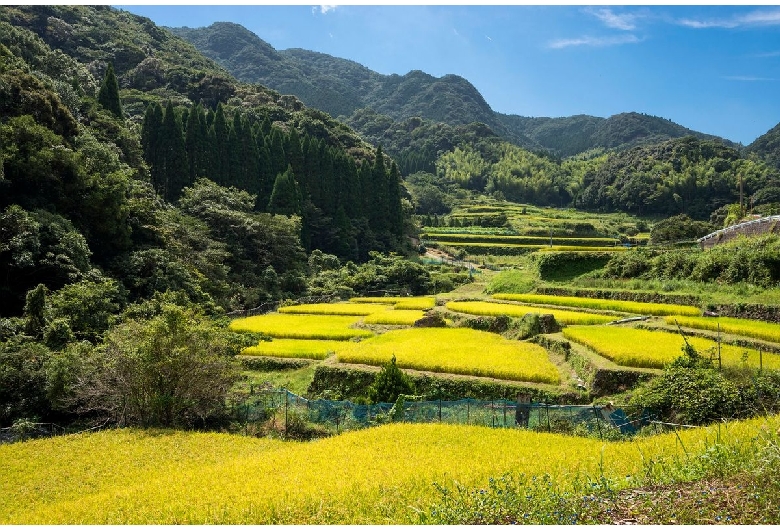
xmin=628 ymin=344 xmax=742 ymax=425
xmin=367 ymin=355 xmax=416 ymax=404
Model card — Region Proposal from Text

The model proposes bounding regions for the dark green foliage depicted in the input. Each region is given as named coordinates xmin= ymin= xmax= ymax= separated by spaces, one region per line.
xmin=0 ymin=338 xmax=53 ymax=426
xmin=746 ymin=121 xmax=780 ymax=171
xmin=72 ymin=304 xmax=242 ymax=428
xmin=267 ymin=165 xmax=302 ymax=216
xmin=367 ymin=355 xmax=416 ymax=404
xmin=97 ymin=63 xmax=123 ymax=118
xmin=533 ymin=252 xmax=614 ymax=281
xmin=650 ymin=214 xmax=715 ymax=244
xmin=603 ymin=235 xmax=780 ymax=287
xmin=628 ymin=343 xmax=742 ymax=425
xmin=0 ymin=206 xmax=92 ymax=315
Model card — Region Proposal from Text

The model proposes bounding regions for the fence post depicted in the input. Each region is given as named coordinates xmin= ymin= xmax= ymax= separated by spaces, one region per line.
xmin=284 ymin=388 xmax=288 ymax=439
xmin=546 ymin=404 xmax=551 ymax=432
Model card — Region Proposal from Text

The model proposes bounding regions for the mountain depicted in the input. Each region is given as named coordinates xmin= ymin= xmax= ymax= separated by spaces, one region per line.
xmin=747 ymin=122 xmax=780 ymax=171
xmin=172 ymin=22 xmax=732 ymax=158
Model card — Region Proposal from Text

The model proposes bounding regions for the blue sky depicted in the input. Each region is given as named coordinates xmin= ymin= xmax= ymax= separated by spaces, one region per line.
xmin=116 ymin=4 xmax=780 ymax=145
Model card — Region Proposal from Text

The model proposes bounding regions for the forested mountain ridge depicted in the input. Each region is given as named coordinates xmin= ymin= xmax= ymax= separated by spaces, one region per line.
xmin=747 ymin=122 xmax=780 ymax=172
xmin=0 ymin=4 xmax=408 ymax=317
xmin=172 ymin=21 xmax=732 ymax=159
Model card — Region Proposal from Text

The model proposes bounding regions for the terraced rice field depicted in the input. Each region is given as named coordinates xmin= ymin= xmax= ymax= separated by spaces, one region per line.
xmin=362 ymin=309 xmax=426 ymax=325
xmin=563 ymin=326 xmax=780 ymax=370
xmin=350 ymin=296 xmax=437 ymax=310
xmin=493 ymin=293 xmax=701 ymax=317
xmin=1 ymin=416 xmax=777 ymax=524
xmin=241 ymin=339 xmax=347 ymax=360
xmin=667 ymin=315 xmax=780 ymax=345
xmin=336 ymin=327 xmax=561 ymax=384
xmin=278 ymin=303 xmax=388 ymax=316
xmin=229 ymin=314 xmax=373 ymax=340
xmin=446 ymin=301 xmax=615 ymax=325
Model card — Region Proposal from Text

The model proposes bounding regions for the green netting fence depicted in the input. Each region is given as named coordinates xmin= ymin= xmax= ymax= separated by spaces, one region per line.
xmin=233 ymin=389 xmax=655 ymax=437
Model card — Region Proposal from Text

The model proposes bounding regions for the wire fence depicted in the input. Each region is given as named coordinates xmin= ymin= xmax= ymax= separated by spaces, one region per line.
xmin=233 ymin=389 xmax=656 ymax=439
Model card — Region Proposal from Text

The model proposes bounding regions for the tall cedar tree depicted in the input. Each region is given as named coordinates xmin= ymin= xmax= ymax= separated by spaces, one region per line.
xmin=141 ymin=102 xmax=164 ymax=193
xmin=184 ymin=103 xmax=208 ymax=184
xmin=267 ymin=165 xmax=301 ymax=216
xmin=160 ymin=101 xmax=188 ymax=202
xmin=97 ymin=63 xmax=123 ymax=119
xmin=210 ymin=103 xmax=230 ymax=186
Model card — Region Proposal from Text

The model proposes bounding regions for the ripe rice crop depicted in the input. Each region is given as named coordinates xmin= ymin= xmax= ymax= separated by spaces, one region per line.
xmin=350 ymin=296 xmax=436 ymax=310
xmin=336 ymin=327 xmax=560 ymax=384
xmin=493 ymin=293 xmax=701 ymax=317
xmin=422 ymin=233 xmax=619 ymax=246
xmin=1 ymin=417 xmax=777 ymax=524
xmin=666 ymin=315 xmax=780 ymax=344
xmin=229 ymin=313 xmax=373 ymax=340
xmin=446 ymin=301 xmax=615 ymax=325
xmin=241 ymin=339 xmax=347 ymax=360
xmin=362 ymin=309 xmax=426 ymax=325
xmin=278 ymin=303 xmax=388 ymax=316
xmin=563 ymin=326 xmax=780 ymax=370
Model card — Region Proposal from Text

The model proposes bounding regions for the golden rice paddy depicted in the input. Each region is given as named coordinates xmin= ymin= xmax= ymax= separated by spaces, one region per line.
xmin=493 ymin=293 xmax=701 ymax=317
xmin=1 ymin=416 xmax=777 ymax=524
xmin=563 ymin=325 xmax=780 ymax=370
xmin=446 ymin=300 xmax=615 ymax=325
xmin=229 ymin=313 xmax=373 ymax=340
xmin=336 ymin=327 xmax=560 ymax=384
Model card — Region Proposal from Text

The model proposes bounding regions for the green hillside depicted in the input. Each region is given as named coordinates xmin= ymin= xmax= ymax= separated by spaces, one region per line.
xmin=172 ymin=21 xmax=734 ymax=158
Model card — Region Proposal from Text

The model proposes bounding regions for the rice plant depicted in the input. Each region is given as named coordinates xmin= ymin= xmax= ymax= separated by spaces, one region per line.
xmin=493 ymin=293 xmax=701 ymax=317
xmin=229 ymin=314 xmax=373 ymax=340
xmin=446 ymin=301 xmax=615 ymax=325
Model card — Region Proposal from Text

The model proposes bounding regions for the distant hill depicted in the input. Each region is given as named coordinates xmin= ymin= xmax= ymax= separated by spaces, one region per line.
xmin=172 ymin=22 xmax=733 ymax=158
xmin=747 ymin=122 xmax=780 ymax=171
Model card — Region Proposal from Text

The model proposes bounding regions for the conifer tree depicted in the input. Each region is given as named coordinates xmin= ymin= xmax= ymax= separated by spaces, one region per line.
xmin=185 ymin=103 xmax=207 ymax=184
xmin=160 ymin=101 xmax=188 ymax=202
xmin=97 ymin=63 xmax=123 ymax=118
xmin=267 ymin=165 xmax=301 ymax=216
xmin=387 ymin=161 xmax=405 ymax=241
xmin=141 ymin=101 xmax=164 ymax=192
xmin=210 ymin=103 xmax=230 ymax=186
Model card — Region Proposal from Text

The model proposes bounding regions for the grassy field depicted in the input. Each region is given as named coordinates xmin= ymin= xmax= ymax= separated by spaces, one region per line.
xmin=563 ymin=325 xmax=780 ymax=370
xmin=2 ymin=416 xmax=778 ymax=524
xmin=229 ymin=314 xmax=373 ymax=340
xmin=336 ymin=327 xmax=561 ymax=384
xmin=446 ymin=300 xmax=615 ymax=325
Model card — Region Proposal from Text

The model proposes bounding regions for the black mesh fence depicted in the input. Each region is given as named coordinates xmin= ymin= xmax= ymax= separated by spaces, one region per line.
xmin=233 ymin=389 xmax=656 ymax=437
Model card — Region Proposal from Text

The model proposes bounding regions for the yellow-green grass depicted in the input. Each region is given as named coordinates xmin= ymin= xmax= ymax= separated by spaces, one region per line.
xmin=241 ymin=339 xmax=347 ymax=360
xmin=563 ymin=326 xmax=780 ymax=370
xmin=666 ymin=315 xmax=780 ymax=345
xmin=493 ymin=293 xmax=701 ymax=317
xmin=362 ymin=309 xmax=426 ymax=325
xmin=1 ymin=417 xmax=778 ymax=524
xmin=336 ymin=327 xmax=560 ymax=384
xmin=350 ymin=296 xmax=436 ymax=310
xmin=446 ymin=301 xmax=615 ymax=325
xmin=278 ymin=303 xmax=388 ymax=316
xmin=229 ymin=314 xmax=373 ymax=340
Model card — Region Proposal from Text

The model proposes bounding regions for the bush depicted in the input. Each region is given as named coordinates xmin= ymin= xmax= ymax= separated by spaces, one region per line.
xmin=367 ymin=355 xmax=416 ymax=404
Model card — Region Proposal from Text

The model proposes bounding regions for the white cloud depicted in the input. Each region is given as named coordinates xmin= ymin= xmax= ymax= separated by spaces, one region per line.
xmin=548 ymin=34 xmax=640 ymax=49
xmin=723 ymin=75 xmax=776 ymax=82
xmin=678 ymin=8 xmax=780 ymax=29
xmin=315 ymin=5 xmax=337 ymax=15
xmin=588 ymin=8 xmax=637 ymax=31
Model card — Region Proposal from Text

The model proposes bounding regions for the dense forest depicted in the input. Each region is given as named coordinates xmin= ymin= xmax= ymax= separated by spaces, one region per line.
xmin=0 ymin=5 xmax=409 ymax=318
